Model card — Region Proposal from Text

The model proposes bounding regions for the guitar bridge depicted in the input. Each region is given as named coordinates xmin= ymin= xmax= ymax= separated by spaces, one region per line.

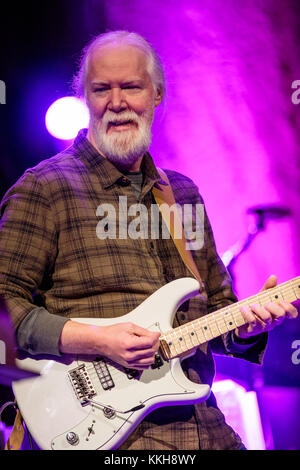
xmin=68 ymin=364 xmax=96 ymax=406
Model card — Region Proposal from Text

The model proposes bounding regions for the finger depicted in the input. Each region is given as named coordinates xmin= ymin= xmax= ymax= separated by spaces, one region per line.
xmin=130 ymin=326 xmax=161 ymax=349
xmin=278 ymin=301 xmax=298 ymax=319
xmin=129 ymin=338 xmax=160 ymax=354
xmin=126 ymin=354 xmax=157 ymax=369
xmin=127 ymin=347 xmax=158 ymax=361
xmin=124 ymin=361 xmax=150 ymax=370
xmin=240 ymin=306 xmax=258 ymax=327
xmin=130 ymin=323 xmax=160 ymax=338
xmin=266 ymin=302 xmax=285 ymax=316
xmin=128 ymin=355 xmax=156 ymax=366
xmin=261 ymin=274 xmax=277 ymax=292
xmin=249 ymin=304 xmax=272 ymax=325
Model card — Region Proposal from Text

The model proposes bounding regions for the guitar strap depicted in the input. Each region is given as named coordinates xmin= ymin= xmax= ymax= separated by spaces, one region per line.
xmin=152 ymin=168 xmax=205 ymax=293
xmin=4 ymin=408 xmax=24 ymax=450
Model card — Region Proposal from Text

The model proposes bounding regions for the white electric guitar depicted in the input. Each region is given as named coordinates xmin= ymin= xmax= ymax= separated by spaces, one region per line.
xmin=13 ymin=276 xmax=300 ymax=450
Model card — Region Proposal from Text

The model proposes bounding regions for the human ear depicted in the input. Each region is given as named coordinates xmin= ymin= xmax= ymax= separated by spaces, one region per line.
xmin=154 ymin=87 xmax=163 ymax=107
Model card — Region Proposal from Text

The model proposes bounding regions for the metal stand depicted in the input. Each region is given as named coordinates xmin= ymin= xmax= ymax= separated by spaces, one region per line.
xmin=221 ymin=204 xmax=291 ymax=291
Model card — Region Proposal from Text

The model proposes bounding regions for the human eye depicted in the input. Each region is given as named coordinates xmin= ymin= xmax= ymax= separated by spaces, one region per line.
xmin=122 ymin=83 xmax=142 ymax=92
xmin=92 ymin=83 xmax=110 ymax=94
xmin=95 ymin=87 xmax=109 ymax=93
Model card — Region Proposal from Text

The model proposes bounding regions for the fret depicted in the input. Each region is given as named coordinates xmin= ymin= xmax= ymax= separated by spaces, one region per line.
xmin=189 ymin=324 xmax=200 ymax=347
xmin=198 ymin=321 xmax=211 ymax=342
xmin=183 ymin=325 xmax=195 ymax=351
xmin=232 ymin=308 xmax=245 ymax=327
xmin=222 ymin=310 xmax=237 ymax=331
xmin=256 ymin=291 xmax=273 ymax=304
xmin=266 ymin=287 xmax=284 ymax=303
xmin=191 ymin=321 xmax=206 ymax=345
xmin=213 ymin=313 xmax=230 ymax=334
xmin=278 ymin=286 xmax=295 ymax=303
xmin=177 ymin=327 xmax=190 ymax=352
xmin=284 ymin=279 xmax=300 ymax=302
xmin=174 ymin=329 xmax=186 ymax=354
xmin=205 ymin=318 xmax=221 ymax=338
xmin=165 ymin=338 xmax=176 ymax=358
xmin=285 ymin=287 xmax=298 ymax=303
xmin=213 ymin=318 xmax=222 ymax=337
xmin=166 ymin=331 xmax=181 ymax=357
xmin=192 ymin=320 xmax=207 ymax=344
xmin=159 ymin=276 xmax=300 ymax=360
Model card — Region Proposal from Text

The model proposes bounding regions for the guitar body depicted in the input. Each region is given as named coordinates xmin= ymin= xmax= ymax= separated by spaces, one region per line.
xmin=13 ymin=278 xmax=211 ymax=450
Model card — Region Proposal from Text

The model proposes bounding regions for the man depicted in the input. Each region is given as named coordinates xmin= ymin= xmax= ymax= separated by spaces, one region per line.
xmin=0 ymin=31 xmax=297 ymax=450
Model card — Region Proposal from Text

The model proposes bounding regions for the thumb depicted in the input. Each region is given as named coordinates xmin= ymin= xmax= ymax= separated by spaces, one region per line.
xmin=261 ymin=274 xmax=277 ymax=291
xmin=131 ymin=324 xmax=158 ymax=338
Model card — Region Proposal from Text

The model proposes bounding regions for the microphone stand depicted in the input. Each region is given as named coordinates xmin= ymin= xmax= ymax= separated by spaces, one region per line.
xmin=221 ymin=205 xmax=291 ymax=292
xmin=221 ymin=216 xmax=264 ymax=292
xmin=220 ymin=204 xmax=291 ymax=434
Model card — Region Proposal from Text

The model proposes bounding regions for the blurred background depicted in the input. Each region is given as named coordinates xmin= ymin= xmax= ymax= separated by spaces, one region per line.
xmin=0 ymin=0 xmax=299 ymax=450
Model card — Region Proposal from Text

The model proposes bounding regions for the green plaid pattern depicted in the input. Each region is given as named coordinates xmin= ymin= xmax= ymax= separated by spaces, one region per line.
xmin=0 ymin=129 xmax=266 ymax=449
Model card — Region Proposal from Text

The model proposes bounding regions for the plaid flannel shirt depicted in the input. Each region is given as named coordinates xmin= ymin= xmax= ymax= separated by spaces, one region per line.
xmin=0 ymin=129 xmax=267 ymax=449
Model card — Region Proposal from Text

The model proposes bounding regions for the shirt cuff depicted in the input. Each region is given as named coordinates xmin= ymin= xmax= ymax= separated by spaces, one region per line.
xmin=225 ymin=330 xmax=261 ymax=354
xmin=17 ymin=307 xmax=70 ymax=356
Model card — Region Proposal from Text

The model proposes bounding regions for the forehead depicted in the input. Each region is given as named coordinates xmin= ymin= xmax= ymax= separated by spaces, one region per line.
xmin=86 ymin=44 xmax=151 ymax=83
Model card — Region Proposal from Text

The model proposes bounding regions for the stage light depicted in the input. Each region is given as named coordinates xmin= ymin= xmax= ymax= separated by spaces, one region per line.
xmin=212 ymin=379 xmax=265 ymax=449
xmin=45 ymin=97 xmax=89 ymax=140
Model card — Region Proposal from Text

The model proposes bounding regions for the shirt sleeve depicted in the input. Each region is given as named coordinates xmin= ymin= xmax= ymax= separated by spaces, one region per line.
xmin=17 ymin=307 xmax=69 ymax=356
xmin=0 ymin=170 xmax=63 ymax=351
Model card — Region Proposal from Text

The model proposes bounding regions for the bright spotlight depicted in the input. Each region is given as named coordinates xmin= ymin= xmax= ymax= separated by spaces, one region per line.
xmin=45 ymin=96 xmax=90 ymax=140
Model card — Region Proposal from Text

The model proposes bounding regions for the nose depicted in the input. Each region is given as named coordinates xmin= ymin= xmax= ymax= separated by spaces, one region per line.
xmin=108 ymin=87 xmax=127 ymax=112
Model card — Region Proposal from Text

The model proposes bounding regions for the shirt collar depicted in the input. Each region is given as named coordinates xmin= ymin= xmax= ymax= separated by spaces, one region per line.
xmin=73 ymin=128 xmax=164 ymax=190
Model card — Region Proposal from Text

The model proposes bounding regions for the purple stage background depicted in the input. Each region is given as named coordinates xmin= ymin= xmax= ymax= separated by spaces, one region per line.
xmin=104 ymin=0 xmax=300 ymax=300
xmin=0 ymin=0 xmax=300 ymax=450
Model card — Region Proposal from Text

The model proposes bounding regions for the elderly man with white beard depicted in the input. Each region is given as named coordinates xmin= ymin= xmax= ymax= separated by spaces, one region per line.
xmin=0 ymin=31 xmax=297 ymax=450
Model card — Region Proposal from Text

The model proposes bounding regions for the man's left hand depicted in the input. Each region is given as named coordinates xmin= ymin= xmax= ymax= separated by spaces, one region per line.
xmin=235 ymin=275 xmax=298 ymax=339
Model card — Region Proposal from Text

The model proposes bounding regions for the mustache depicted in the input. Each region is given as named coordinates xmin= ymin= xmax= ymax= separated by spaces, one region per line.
xmin=101 ymin=110 xmax=141 ymax=128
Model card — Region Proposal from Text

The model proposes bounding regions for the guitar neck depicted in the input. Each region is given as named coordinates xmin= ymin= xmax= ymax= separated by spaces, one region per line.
xmin=160 ymin=276 xmax=300 ymax=360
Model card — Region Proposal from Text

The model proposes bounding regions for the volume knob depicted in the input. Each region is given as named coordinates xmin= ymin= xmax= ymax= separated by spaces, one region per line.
xmin=66 ymin=431 xmax=79 ymax=445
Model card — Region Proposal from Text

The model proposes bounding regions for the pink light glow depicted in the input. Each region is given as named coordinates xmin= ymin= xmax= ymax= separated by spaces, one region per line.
xmin=104 ymin=0 xmax=300 ymax=301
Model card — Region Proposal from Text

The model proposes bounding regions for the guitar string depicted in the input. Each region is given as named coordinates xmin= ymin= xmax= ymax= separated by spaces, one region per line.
xmin=169 ymin=282 xmax=299 ymax=338
xmin=165 ymin=284 xmax=298 ymax=351
xmin=85 ymin=365 xmax=130 ymax=388
xmin=166 ymin=290 xmax=283 ymax=344
xmin=86 ymin=364 xmax=150 ymax=392
xmin=162 ymin=282 xmax=300 ymax=356
xmin=76 ymin=280 xmax=300 ymax=391
xmin=85 ymin=285 xmax=299 ymax=390
xmin=101 ymin=282 xmax=299 ymax=370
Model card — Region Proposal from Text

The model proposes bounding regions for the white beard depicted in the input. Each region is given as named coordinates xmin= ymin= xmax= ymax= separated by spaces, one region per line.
xmin=91 ymin=109 xmax=153 ymax=170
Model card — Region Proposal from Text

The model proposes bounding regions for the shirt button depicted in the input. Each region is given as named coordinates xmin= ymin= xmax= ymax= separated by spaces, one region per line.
xmin=119 ymin=176 xmax=130 ymax=186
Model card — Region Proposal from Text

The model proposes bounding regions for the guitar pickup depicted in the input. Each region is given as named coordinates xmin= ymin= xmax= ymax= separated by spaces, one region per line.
xmin=93 ymin=357 xmax=115 ymax=390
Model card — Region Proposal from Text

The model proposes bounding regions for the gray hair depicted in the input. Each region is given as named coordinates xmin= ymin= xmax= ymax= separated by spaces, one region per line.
xmin=72 ymin=30 xmax=166 ymax=101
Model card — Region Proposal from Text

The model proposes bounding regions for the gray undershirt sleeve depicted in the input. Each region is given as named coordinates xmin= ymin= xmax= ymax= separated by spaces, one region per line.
xmin=17 ymin=307 xmax=69 ymax=356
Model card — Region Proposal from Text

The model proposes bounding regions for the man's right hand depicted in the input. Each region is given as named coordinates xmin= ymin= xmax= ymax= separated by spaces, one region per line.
xmin=59 ymin=320 xmax=161 ymax=370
